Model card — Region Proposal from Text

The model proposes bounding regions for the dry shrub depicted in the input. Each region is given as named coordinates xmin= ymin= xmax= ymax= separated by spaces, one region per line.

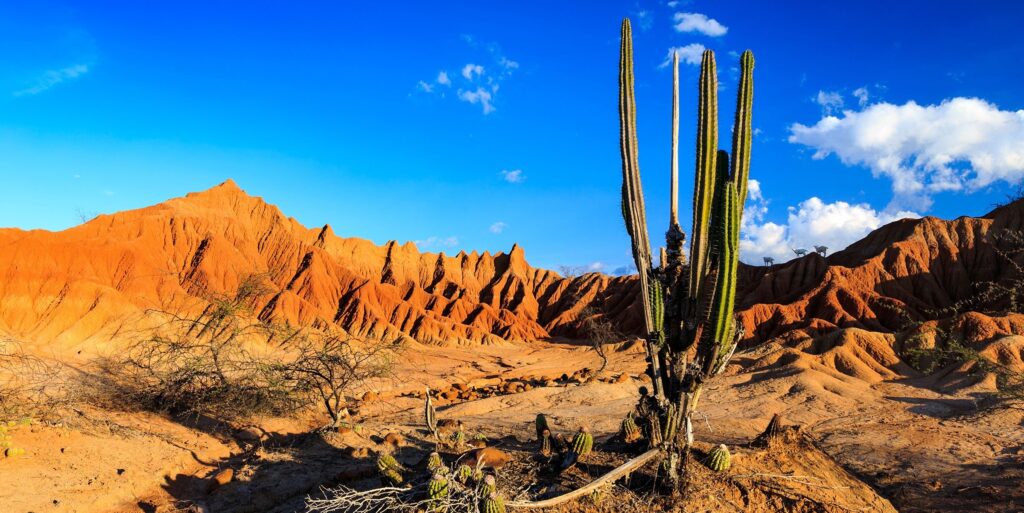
xmin=0 ymin=338 xmax=68 ymax=422
xmin=90 ymin=274 xmax=398 ymax=424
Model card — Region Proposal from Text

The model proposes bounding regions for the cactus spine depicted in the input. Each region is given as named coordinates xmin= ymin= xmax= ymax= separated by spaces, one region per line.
xmin=481 ymin=492 xmax=506 ymax=513
xmin=617 ymin=16 xmax=754 ymax=484
xmin=704 ymin=444 xmax=732 ymax=472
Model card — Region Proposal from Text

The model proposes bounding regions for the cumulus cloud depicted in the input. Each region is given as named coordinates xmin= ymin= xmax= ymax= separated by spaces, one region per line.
xmin=789 ymin=97 xmax=1024 ymax=211
xmin=500 ymin=169 xmax=525 ymax=183
xmin=660 ymin=44 xmax=705 ymax=68
xmin=461 ymin=63 xmax=484 ymax=80
xmin=814 ymin=90 xmax=844 ymax=115
xmin=740 ymin=196 xmax=918 ymax=263
xmin=437 ymin=71 xmax=451 ymax=86
xmin=14 ymin=63 xmax=90 ymax=96
xmin=673 ymin=12 xmax=728 ymax=36
xmin=458 ymin=87 xmax=494 ymax=114
xmin=489 ymin=221 xmax=506 ymax=234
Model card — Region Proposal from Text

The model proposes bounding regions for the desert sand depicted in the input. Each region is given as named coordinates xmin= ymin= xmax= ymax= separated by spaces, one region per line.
xmin=0 ymin=181 xmax=1022 ymax=512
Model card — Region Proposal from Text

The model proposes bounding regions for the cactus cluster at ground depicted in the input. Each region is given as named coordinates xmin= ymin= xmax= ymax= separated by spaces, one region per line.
xmin=426 ymin=472 xmax=449 ymax=511
xmin=426 ymin=451 xmax=445 ymax=474
xmin=621 ymin=413 xmax=642 ymax=443
xmin=560 ymin=427 xmax=593 ymax=469
xmin=376 ymin=453 xmax=405 ymax=486
xmin=704 ymin=444 xmax=732 ymax=472
xmin=481 ymin=491 xmax=506 ymax=513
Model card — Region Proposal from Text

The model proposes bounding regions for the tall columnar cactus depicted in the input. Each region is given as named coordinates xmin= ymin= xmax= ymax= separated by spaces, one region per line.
xmin=617 ymin=17 xmax=754 ymax=482
xmin=425 ymin=387 xmax=438 ymax=438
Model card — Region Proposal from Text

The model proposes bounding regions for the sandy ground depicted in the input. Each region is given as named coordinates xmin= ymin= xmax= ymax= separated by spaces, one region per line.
xmin=1 ymin=339 xmax=1022 ymax=512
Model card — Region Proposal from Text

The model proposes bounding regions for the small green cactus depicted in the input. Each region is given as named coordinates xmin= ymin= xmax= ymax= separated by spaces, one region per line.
xmin=572 ymin=427 xmax=593 ymax=457
xmin=560 ymin=426 xmax=593 ymax=469
xmin=454 ymin=464 xmax=473 ymax=484
xmin=481 ymin=492 xmax=506 ymax=513
xmin=426 ymin=451 xmax=445 ymax=474
xmin=535 ymin=413 xmax=550 ymax=441
xmin=427 ymin=472 xmax=449 ymax=511
xmin=704 ymin=444 xmax=731 ymax=472
xmin=450 ymin=429 xmax=465 ymax=448
xmin=377 ymin=453 xmax=405 ymax=485
xmin=621 ymin=413 xmax=642 ymax=443
xmin=476 ymin=474 xmax=496 ymax=498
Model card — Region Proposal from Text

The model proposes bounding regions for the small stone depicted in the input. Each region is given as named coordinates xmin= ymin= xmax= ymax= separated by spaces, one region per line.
xmin=361 ymin=391 xmax=379 ymax=402
xmin=207 ymin=468 xmax=234 ymax=492
xmin=383 ymin=432 xmax=405 ymax=447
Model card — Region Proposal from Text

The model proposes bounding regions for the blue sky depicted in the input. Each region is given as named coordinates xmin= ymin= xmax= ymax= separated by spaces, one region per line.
xmin=2 ymin=1 xmax=1023 ymax=272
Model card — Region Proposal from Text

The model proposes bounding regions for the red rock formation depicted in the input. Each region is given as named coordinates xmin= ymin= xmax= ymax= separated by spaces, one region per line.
xmin=0 ymin=180 xmax=640 ymax=350
xmin=2 ymin=179 xmax=1023 ymax=354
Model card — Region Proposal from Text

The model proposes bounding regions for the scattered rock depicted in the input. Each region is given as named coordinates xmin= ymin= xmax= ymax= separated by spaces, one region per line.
xmin=382 ymin=432 xmax=405 ymax=447
xmin=207 ymin=468 xmax=234 ymax=492
xmin=361 ymin=391 xmax=379 ymax=402
xmin=463 ymin=447 xmax=511 ymax=469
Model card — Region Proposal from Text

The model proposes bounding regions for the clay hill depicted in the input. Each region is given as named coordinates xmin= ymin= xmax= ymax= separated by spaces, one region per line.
xmin=3 ymin=179 xmax=1024 ymax=356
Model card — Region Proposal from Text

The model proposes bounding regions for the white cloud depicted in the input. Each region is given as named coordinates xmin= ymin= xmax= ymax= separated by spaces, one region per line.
xmin=814 ymin=90 xmax=844 ymax=115
xmin=417 ymin=80 xmax=434 ymax=93
xmin=499 ymin=57 xmax=519 ymax=70
xmin=789 ymin=97 xmax=1024 ymax=211
xmin=667 ymin=1 xmax=680 ymax=8
xmin=14 ymin=63 xmax=90 ymax=96
xmin=660 ymin=44 xmax=705 ymax=68
xmin=414 ymin=236 xmax=460 ymax=250
xmin=852 ymin=87 xmax=869 ymax=107
xmin=437 ymin=71 xmax=451 ymax=86
xmin=489 ymin=221 xmax=506 ymax=234
xmin=587 ymin=261 xmax=605 ymax=272
xmin=500 ymin=169 xmax=525 ymax=183
xmin=461 ymin=63 xmax=484 ymax=81
xmin=457 ymin=87 xmax=494 ymax=114
xmin=740 ymin=196 xmax=919 ymax=264
xmin=673 ymin=12 xmax=728 ymax=36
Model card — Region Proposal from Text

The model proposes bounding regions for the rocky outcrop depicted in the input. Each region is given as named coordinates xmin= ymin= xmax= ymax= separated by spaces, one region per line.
xmin=2 ymin=179 xmax=1023 ymax=353
xmin=0 ymin=180 xmax=639 ymax=350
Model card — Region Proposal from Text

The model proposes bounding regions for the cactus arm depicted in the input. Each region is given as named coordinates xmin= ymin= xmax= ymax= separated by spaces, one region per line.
xmin=669 ymin=50 xmax=680 ymax=229
xmin=618 ymin=18 xmax=653 ymax=330
xmin=731 ymin=51 xmax=755 ymax=205
xmin=688 ymin=49 xmax=718 ymax=307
